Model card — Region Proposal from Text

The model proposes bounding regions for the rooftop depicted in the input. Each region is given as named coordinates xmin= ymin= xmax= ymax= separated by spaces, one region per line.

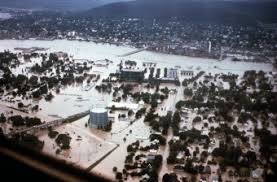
xmin=108 ymin=102 xmax=139 ymax=110
xmin=90 ymin=108 xmax=107 ymax=113
xmin=121 ymin=68 xmax=144 ymax=72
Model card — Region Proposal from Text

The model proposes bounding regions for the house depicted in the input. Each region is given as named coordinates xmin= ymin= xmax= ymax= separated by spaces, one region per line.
xmin=143 ymin=62 xmax=157 ymax=67
xmin=176 ymin=152 xmax=184 ymax=160
xmin=251 ymin=168 xmax=263 ymax=179
xmin=0 ymin=70 xmax=4 ymax=78
xmin=54 ymin=51 xmax=68 ymax=60
xmin=174 ymin=165 xmax=185 ymax=172
xmin=149 ymin=149 xmax=158 ymax=155
xmin=200 ymin=176 xmax=207 ymax=182
xmin=147 ymin=154 xmax=156 ymax=163
xmin=212 ymin=176 xmax=219 ymax=182
xmin=142 ymin=174 xmax=150 ymax=180
xmin=173 ymin=136 xmax=180 ymax=141
xmin=108 ymin=102 xmax=139 ymax=111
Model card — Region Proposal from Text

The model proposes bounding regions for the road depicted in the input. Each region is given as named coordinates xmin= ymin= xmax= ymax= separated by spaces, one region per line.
xmin=119 ymin=48 xmax=147 ymax=57
xmin=158 ymin=83 xmax=184 ymax=180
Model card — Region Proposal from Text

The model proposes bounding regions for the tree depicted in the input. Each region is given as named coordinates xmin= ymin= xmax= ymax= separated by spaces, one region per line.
xmin=135 ymin=108 xmax=146 ymax=119
xmin=25 ymin=117 xmax=42 ymax=127
xmin=113 ymin=166 xmax=117 ymax=173
xmin=176 ymin=100 xmax=186 ymax=109
xmin=184 ymin=88 xmax=193 ymax=97
xmin=45 ymin=92 xmax=54 ymax=101
xmin=29 ymin=75 xmax=39 ymax=85
xmin=172 ymin=111 xmax=181 ymax=135
xmin=151 ymin=99 xmax=158 ymax=108
xmin=128 ymin=110 xmax=134 ymax=117
xmin=162 ymin=173 xmax=179 ymax=182
xmin=173 ymin=111 xmax=181 ymax=124
xmin=14 ymin=74 xmax=28 ymax=86
xmin=164 ymin=68 xmax=168 ymax=77
xmin=55 ymin=134 xmax=72 ymax=150
xmin=10 ymin=115 xmax=25 ymax=126
xmin=151 ymin=155 xmax=163 ymax=169
xmin=150 ymin=134 xmax=166 ymax=145
xmin=48 ymin=129 xmax=59 ymax=139
xmin=0 ymin=113 xmax=6 ymax=123
xmin=237 ymin=112 xmax=251 ymax=124
xmin=193 ymin=116 xmax=201 ymax=123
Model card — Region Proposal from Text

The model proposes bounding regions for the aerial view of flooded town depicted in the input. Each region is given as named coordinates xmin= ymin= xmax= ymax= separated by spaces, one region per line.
xmin=0 ymin=0 xmax=276 ymax=182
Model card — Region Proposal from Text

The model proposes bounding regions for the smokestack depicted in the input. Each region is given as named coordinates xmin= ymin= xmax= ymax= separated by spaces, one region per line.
xmin=208 ymin=41 xmax=212 ymax=54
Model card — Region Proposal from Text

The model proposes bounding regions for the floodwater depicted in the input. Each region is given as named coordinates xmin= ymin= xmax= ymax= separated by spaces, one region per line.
xmin=0 ymin=39 xmax=275 ymax=180
xmin=0 ymin=13 xmax=11 ymax=20
xmin=0 ymin=39 xmax=273 ymax=76
xmin=0 ymin=39 xmax=273 ymax=119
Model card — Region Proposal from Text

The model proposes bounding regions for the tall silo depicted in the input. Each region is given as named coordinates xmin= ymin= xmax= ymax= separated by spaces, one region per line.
xmin=88 ymin=108 xmax=108 ymax=129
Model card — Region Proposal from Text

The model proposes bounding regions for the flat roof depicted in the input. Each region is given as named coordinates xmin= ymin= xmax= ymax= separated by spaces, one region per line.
xmin=90 ymin=108 xmax=107 ymax=113
xmin=108 ymin=102 xmax=139 ymax=110
xmin=121 ymin=68 xmax=144 ymax=72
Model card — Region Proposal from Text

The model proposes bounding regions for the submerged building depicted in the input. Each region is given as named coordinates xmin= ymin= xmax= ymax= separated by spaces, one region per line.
xmin=168 ymin=68 xmax=178 ymax=80
xmin=181 ymin=70 xmax=194 ymax=76
xmin=120 ymin=68 xmax=144 ymax=82
xmin=88 ymin=108 xmax=109 ymax=129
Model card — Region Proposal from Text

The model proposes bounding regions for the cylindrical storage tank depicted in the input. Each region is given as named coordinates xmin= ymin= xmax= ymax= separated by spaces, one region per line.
xmin=88 ymin=108 xmax=108 ymax=128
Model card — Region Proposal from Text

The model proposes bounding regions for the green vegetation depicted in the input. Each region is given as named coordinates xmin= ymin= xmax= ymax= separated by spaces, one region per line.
xmin=10 ymin=115 xmax=42 ymax=127
xmin=150 ymin=134 xmax=166 ymax=145
xmin=48 ymin=128 xmax=59 ymax=139
xmin=55 ymin=133 xmax=72 ymax=150
xmin=172 ymin=111 xmax=181 ymax=135
xmin=0 ymin=113 xmax=6 ymax=123
xmin=192 ymin=116 xmax=202 ymax=123
xmin=135 ymin=108 xmax=146 ymax=119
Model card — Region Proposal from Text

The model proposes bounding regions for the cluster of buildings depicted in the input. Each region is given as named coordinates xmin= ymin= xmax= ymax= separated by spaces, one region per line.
xmin=1 ymin=12 xmax=277 ymax=59
xmin=118 ymin=65 xmax=196 ymax=84
xmin=88 ymin=102 xmax=140 ymax=129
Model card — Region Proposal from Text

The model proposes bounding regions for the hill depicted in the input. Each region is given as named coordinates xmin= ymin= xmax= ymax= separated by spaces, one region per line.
xmin=83 ymin=0 xmax=277 ymax=24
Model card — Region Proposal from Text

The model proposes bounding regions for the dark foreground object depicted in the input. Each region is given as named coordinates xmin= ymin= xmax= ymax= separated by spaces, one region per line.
xmin=0 ymin=136 xmax=109 ymax=182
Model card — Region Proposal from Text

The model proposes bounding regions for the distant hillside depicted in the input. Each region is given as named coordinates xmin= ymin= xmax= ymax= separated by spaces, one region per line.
xmin=83 ymin=0 xmax=277 ymax=24
xmin=0 ymin=0 xmax=118 ymax=11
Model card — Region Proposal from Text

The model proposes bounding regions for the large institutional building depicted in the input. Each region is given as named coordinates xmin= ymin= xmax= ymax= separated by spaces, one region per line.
xmin=168 ymin=68 xmax=178 ymax=80
xmin=120 ymin=68 xmax=144 ymax=82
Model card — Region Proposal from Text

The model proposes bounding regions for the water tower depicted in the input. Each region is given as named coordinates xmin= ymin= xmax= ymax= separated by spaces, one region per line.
xmin=88 ymin=97 xmax=109 ymax=129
